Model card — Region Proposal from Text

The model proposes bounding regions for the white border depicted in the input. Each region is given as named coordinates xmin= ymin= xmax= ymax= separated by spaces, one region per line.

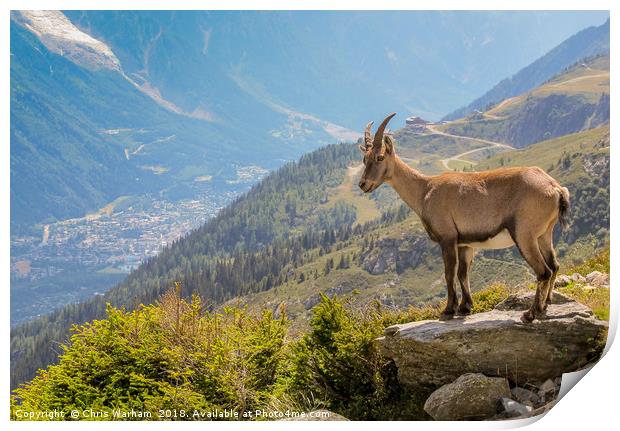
xmin=2 ymin=1 xmax=617 ymax=431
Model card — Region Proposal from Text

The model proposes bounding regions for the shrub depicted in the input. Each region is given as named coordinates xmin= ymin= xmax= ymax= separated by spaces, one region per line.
xmin=11 ymin=288 xmax=287 ymax=420
xmin=282 ymin=294 xmax=439 ymax=420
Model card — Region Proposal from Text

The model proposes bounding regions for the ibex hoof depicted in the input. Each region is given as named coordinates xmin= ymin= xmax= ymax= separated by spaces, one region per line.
xmin=457 ymin=304 xmax=472 ymax=316
xmin=545 ymin=297 xmax=553 ymax=306
xmin=521 ymin=310 xmax=535 ymax=323
xmin=439 ymin=311 xmax=455 ymax=321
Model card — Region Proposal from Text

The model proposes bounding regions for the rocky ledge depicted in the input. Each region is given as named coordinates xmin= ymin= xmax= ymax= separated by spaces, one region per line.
xmin=376 ymin=291 xmax=607 ymax=390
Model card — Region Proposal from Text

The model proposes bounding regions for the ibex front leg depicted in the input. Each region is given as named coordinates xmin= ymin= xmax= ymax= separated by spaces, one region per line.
xmin=457 ymin=246 xmax=474 ymax=315
xmin=440 ymin=241 xmax=459 ymax=320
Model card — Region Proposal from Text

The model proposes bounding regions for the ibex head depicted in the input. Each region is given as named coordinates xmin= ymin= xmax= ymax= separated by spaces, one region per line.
xmin=358 ymin=112 xmax=397 ymax=193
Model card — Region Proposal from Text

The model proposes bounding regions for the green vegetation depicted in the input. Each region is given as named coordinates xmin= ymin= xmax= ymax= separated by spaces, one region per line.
xmin=12 ymin=287 xmax=288 ymax=420
xmin=568 ymin=246 xmax=610 ymax=275
xmin=557 ymin=247 xmax=610 ymax=320
xmin=13 ymin=248 xmax=608 ymax=421
xmin=11 ymin=282 xmax=514 ymax=421
xmin=558 ymin=283 xmax=609 ymax=321
xmin=11 ymin=143 xmax=361 ymax=387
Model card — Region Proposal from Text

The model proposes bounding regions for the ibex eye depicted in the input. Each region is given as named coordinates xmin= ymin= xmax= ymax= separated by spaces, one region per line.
xmin=377 ymin=155 xmax=385 ymax=162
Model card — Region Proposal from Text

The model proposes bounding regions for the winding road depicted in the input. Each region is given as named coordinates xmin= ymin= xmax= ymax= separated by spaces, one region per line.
xmin=348 ymin=124 xmax=515 ymax=177
xmin=426 ymin=125 xmax=514 ymax=171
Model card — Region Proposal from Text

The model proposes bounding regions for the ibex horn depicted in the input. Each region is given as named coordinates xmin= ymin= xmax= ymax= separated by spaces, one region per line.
xmin=364 ymin=121 xmax=374 ymax=147
xmin=372 ymin=112 xmax=396 ymax=152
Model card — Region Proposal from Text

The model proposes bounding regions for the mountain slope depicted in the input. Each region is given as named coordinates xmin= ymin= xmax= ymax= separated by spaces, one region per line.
xmin=10 ymin=15 xmax=334 ymax=227
xmin=436 ymin=55 xmax=609 ymax=148
xmin=11 ymin=11 xmax=609 ymax=227
xmin=10 ymin=11 xmax=611 ymax=388
xmin=444 ymin=18 xmax=609 ymax=121
xmin=66 ymin=10 xmax=609 ymax=125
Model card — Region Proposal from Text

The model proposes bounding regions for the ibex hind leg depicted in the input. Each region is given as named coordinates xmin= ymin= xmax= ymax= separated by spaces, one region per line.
xmin=538 ymin=224 xmax=560 ymax=309
xmin=514 ymin=232 xmax=553 ymax=323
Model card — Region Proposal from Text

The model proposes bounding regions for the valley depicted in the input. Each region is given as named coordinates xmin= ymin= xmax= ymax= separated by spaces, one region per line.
xmin=10 ymin=188 xmax=240 ymax=326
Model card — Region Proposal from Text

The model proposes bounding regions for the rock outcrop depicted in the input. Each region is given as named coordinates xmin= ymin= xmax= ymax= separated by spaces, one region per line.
xmin=11 ymin=11 xmax=121 ymax=71
xmin=555 ymin=271 xmax=609 ymax=288
xmin=360 ymin=235 xmax=430 ymax=275
xmin=423 ymin=373 xmax=511 ymax=420
xmin=377 ymin=291 xmax=607 ymax=389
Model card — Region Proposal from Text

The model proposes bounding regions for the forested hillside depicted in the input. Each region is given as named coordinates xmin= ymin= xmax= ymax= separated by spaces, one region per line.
xmin=11 ymin=144 xmax=361 ymax=386
xmin=11 ymin=249 xmax=610 ymax=420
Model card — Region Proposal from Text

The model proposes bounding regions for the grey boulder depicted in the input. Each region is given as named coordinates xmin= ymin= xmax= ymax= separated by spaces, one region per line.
xmin=377 ymin=291 xmax=607 ymax=389
xmin=423 ymin=373 xmax=511 ymax=420
xmin=510 ymin=387 xmax=540 ymax=406
xmin=585 ymin=271 xmax=609 ymax=287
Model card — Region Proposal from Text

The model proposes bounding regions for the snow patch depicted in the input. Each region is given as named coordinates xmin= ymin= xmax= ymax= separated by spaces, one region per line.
xmin=12 ymin=10 xmax=121 ymax=71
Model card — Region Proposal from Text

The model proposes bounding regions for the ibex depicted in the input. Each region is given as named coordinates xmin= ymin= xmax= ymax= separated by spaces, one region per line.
xmin=359 ymin=113 xmax=570 ymax=323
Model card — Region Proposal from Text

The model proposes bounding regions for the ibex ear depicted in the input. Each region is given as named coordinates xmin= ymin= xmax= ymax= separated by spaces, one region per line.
xmin=359 ymin=144 xmax=367 ymax=153
xmin=384 ymin=135 xmax=395 ymax=154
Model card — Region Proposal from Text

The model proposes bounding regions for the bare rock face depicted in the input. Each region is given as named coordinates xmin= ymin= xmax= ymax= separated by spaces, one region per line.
xmin=377 ymin=291 xmax=607 ymax=389
xmin=11 ymin=11 xmax=121 ymax=71
xmin=423 ymin=373 xmax=511 ymax=420
xmin=585 ymin=271 xmax=609 ymax=287
xmin=360 ymin=235 xmax=429 ymax=275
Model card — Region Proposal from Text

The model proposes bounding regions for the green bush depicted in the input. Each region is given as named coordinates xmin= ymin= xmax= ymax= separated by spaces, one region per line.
xmin=282 ymin=295 xmax=437 ymax=420
xmin=11 ymin=287 xmax=287 ymax=420
xmin=558 ymin=247 xmax=610 ymax=321
xmin=9 ymin=282 xmax=552 ymax=421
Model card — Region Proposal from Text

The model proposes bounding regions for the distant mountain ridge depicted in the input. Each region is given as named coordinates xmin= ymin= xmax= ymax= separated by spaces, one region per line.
xmin=10 ymin=11 xmax=609 ymax=227
xmin=438 ymin=55 xmax=609 ymax=148
xmin=9 ymin=15 xmax=339 ymax=227
xmin=443 ymin=18 xmax=609 ymax=121
xmin=66 ymin=11 xmax=610 ymax=125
